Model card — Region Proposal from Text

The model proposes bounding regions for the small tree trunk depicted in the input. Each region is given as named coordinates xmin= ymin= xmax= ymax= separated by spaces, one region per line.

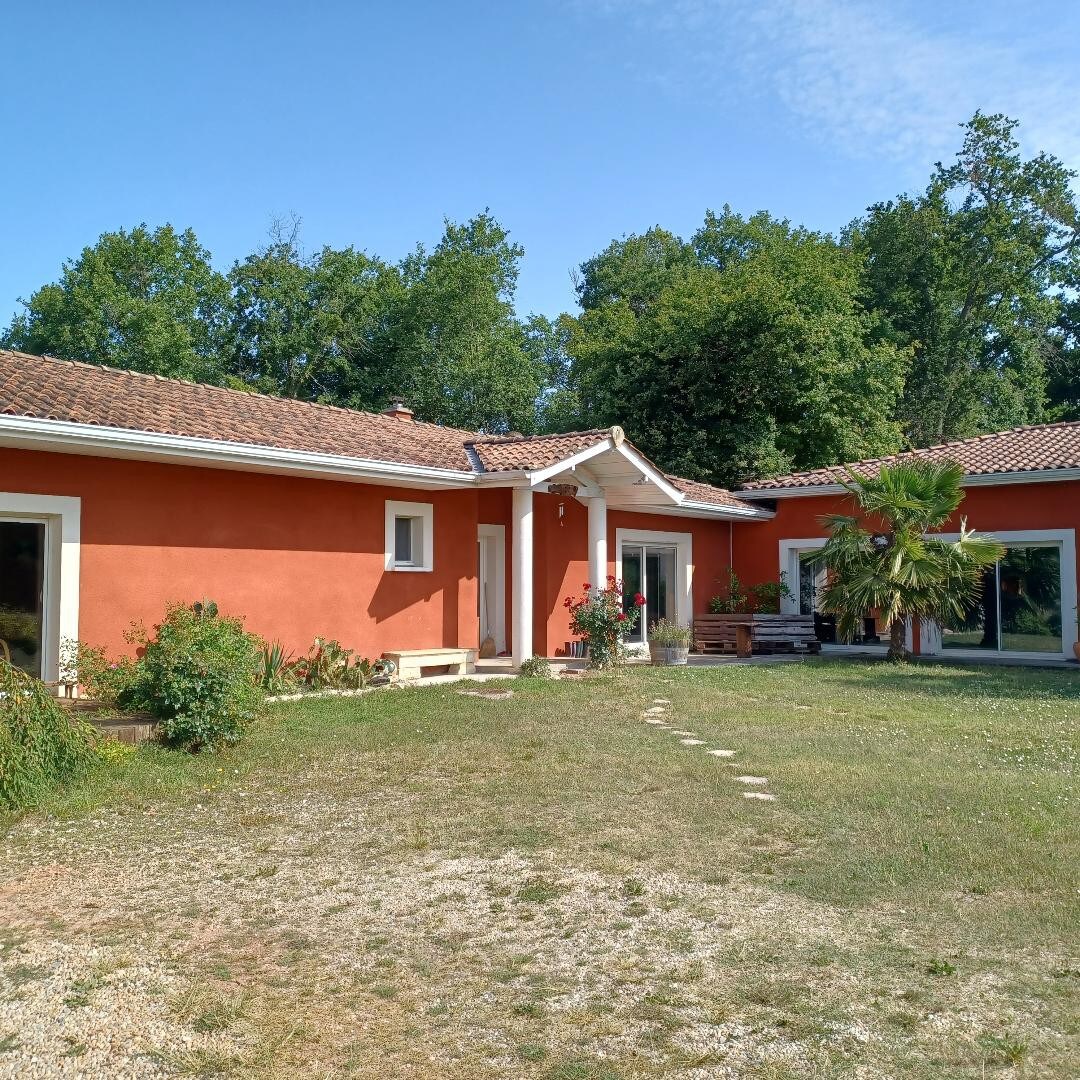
xmin=888 ymin=618 xmax=911 ymax=661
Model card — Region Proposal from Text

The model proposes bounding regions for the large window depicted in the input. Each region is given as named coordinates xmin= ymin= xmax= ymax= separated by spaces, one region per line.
xmin=0 ymin=520 xmax=46 ymax=677
xmin=941 ymin=545 xmax=1064 ymax=654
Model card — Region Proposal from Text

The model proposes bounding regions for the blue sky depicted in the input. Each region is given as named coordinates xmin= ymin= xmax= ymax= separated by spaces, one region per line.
xmin=3 ymin=1 xmax=1079 ymax=325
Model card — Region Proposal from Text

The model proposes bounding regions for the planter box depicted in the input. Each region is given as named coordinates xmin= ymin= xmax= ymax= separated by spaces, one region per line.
xmin=693 ymin=614 xmax=820 ymax=656
xmin=649 ymin=643 xmax=690 ymax=666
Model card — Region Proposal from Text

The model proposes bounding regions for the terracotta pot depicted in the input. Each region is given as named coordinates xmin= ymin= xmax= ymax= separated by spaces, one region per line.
xmin=1073 ymin=641 xmax=1080 ymax=662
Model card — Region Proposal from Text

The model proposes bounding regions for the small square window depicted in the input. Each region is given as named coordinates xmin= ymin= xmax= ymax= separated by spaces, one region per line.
xmin=385 ymin=500 xmax=434 ymax=572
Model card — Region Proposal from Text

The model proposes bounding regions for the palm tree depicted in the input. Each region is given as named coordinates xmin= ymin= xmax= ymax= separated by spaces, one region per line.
xmin=813 ymin=461 xmax=1005 ymax=659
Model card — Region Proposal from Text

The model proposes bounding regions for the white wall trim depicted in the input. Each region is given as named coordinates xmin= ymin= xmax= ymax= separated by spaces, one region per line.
xmin=384 ymin=499 xmax=434 ymax=572
xmin=0 ymin=492 xmax=80 ymax=684
xmin=477 ymin=523 xmax=506 ymax=654
xmin=614 ymin=528 xmax=694 ymax=646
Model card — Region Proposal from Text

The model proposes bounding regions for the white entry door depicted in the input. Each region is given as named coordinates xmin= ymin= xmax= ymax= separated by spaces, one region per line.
xmin=477 ymin=525 xmax=506 ymax=654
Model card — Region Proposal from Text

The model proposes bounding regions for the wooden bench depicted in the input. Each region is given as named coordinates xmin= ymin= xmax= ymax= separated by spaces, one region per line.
xmin=693 ymin=614 xmax=821 ymax=656
xmin=382 ymin=647 xmax=477 ymax=681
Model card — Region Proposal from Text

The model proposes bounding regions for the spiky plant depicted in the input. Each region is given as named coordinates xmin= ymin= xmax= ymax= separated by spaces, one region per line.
xmin=813 ymin=461 xmax=1005 ymax=659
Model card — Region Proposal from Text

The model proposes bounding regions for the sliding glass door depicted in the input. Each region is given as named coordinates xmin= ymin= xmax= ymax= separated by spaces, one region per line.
xmin=621 ymin=544 xmax=677 ymax=643
xmin=941 ymin=545 xmax=1063 ymax=654
xmin=0 ymin=520 xmax=47 ymax=677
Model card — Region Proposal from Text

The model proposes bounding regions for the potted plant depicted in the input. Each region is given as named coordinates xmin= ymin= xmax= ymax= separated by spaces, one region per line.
xmin=1073 ymin=608 xmax=1080 ymax=662
xmin=648 ymin=618 xmax=693 ymax=666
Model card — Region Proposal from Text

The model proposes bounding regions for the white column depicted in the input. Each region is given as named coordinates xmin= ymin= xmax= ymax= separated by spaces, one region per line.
xmin=511 ymin=486 xmax=534 ymax=668
xmin=587 ymin=495 xmax=607 ymax=594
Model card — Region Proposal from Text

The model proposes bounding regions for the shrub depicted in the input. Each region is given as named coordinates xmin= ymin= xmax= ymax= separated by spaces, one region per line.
xmin=258 ymin=640 xmax=295 ymax=693
xmin=0 ymin=659 xmax=99 ymax=810
xmin=709 ymin=569 xmax=792 ymax=614
xmin=518 ymin=655 xmax=553 ymax=678
xmin=289 ymin=638 xmax=393 ymax=691
xmin=647 ymin=618 xmax=693 ymax=647
xmin=563 ymin=577 xmax=644 ymax=669
xmin=129 ymin=600 xmax=264 ymax=751
xmin=60 ymin=638 xmax=139 ymax=704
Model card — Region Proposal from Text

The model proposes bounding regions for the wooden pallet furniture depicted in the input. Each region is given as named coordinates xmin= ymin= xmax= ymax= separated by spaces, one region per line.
xmin=693 ymin=614 xmax=821 ymax=656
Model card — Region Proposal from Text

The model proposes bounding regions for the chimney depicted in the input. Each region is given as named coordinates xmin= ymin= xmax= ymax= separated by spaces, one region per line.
xmin=382 ymin=396 xmax=415 ymax=422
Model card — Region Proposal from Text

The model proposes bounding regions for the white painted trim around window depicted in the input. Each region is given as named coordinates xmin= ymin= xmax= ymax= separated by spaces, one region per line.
xmin=615 ymin=528 xmax=694 ymax=654
xmin=0 ymin=492 xmax=80 ymax=684
xmin=385 ymin=499 xmax=434 ymax=572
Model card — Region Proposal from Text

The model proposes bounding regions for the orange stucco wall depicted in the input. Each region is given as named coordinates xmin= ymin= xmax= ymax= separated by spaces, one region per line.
xmin=532 ymin=492 xmax=735 ymax=656
xmin=730 ymin=480 xmax=1080 ymax=606
xmin=1 ymin=447 xmax=481 ymax=660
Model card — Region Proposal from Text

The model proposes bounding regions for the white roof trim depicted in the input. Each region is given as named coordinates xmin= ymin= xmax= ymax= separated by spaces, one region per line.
xmin=739 ymin=466 xmax=1080 ymax=499
xmin=0 ymin=414 xmax=477 ymax=487
xmin=526 ymin=437 xmax=616 ymax=485
xmin=613 ymin=441 xmax=685 ymax=503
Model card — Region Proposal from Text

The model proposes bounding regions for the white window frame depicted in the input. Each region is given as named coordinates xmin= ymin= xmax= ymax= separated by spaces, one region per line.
xmin=778 ymin=529 xmax=1077 ymax=660
xmin=0 ymin=492 xmax=81 ymax=685
xmin=614 ymin=528 xmax=693 ymax=653
xmin=385 ymin=500 xmax=434 ymax=572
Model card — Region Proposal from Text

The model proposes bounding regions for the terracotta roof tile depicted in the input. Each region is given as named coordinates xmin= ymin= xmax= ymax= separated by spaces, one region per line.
xmin=741 ymin=422 xmax=1080 ymax=490
xmin=666 ymin=475 xmax=759 ymax=510
xmin=467 ymin=429 xmax=612 ymax=472
xmin=0 ymin=350 xmax=477 ymax=471
xmin=0 ymin=350 xmax=762 ymax=514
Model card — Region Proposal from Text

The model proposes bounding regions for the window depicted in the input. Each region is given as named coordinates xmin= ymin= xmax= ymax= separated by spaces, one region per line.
xmin=941 ymin=544 xmax=1064 ymax=654
xmin=385 ymin=500 xmax=433 ymax=572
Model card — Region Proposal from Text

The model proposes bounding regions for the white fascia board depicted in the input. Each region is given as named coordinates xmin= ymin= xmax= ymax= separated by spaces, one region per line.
xmin=738 ymin=467 xmax=1080 ymax=500
xmin=613 ymin=442 xmax=685 ymax=503
xmin=0 ymin=415 xmax=477 ymax=488
xmin=647 ymin=500 xmax=774 ymax=521
xmin=527 ymin=438 xmax=615 ymax=486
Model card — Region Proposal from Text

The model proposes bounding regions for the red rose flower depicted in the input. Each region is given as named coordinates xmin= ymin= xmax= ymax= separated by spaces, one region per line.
xmin=633 ymin=593 xmax=646 ymax=607
xmin=617 ymin=612 xmax=627 ymax=622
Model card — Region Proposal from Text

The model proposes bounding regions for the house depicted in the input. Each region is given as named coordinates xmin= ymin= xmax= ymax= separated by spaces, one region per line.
xmin=733 ymin=424 xmax=1080 ymax=661
xmin=0 ymin=350 xmax=769 ymax=682
xmin=2 ymin=349 xmax=1077 ymax=680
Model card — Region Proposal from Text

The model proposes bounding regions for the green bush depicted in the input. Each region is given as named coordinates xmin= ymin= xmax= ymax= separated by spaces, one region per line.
xmin=518 ymin=655 xmax=553 ymax=678
xmin=128 ymin=600 xmax=264 ymax=751
xmin=647 ymin=618 xmax=693 ymax=647
xmin=0 ymin=659 xmax=99 ymax=810
xmin=60 ymin=638 xmax=139 ymax=705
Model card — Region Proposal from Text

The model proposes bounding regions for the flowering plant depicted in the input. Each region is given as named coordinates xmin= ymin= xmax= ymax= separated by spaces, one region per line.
xmin=563 ymin=576 xmax=645 ymax=669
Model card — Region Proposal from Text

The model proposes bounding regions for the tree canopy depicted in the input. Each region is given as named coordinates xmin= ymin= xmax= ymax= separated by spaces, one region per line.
xmin=4 ymin=112 xmax=1077 ymax=480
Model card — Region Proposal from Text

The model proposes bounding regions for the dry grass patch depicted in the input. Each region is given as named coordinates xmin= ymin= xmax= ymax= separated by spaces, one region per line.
xmin=0 ymin=660 xmax=1077 ymax=1077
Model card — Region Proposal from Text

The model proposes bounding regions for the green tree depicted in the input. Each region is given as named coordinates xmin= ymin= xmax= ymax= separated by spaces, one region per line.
xmin=567 ymin=212 xmax=907 ymax=486
xmin=814 ymin=462 xmax=1004 ymax=659
xmin=3 ymin=224 xmax=230 ymax=382
xmin=226 ymin=222 xmax=403 ymax=404
xmin=389 ymin=213 xmax=548 ymax=432
xmin=854 ymin=113 xmax=1080 ymax=444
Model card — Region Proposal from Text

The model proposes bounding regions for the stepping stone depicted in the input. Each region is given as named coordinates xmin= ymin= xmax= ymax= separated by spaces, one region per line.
xmin=733 ymin=776 xmax=768 ymax=786
xmin=652 ymin=698 xmax=671 ymax=704
xmin=459 ymin=688 xmax=515 ymax=700
xmin=706 ymin=749 xmax=737 ymax=758
xmin=680 ymin=738 xmax=705 ymax=746
xmin=671 ymin=730 xmax=698 ymax=737
xmin=643 ymin=706 xmax=667 ymax=715
xmin=643 ymin=718 xmax=669 ymax=726
xmin=743 ymin=792 xmax=776 ymax=801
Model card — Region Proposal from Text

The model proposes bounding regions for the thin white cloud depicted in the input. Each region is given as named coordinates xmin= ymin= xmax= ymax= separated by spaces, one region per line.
xmin=580 ymin=0 xmax=1080 ymax=174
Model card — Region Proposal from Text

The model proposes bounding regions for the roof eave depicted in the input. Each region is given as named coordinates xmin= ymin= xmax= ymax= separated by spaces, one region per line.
xmin=739 ymin=466 xmax=1080 ymax=498
xmin=0 ymin=415 xmax=478 ymax=488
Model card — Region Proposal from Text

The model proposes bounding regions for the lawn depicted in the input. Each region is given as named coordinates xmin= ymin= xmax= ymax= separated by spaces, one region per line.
xmin=1 ymin=660 xmax=1077 ymax=1078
